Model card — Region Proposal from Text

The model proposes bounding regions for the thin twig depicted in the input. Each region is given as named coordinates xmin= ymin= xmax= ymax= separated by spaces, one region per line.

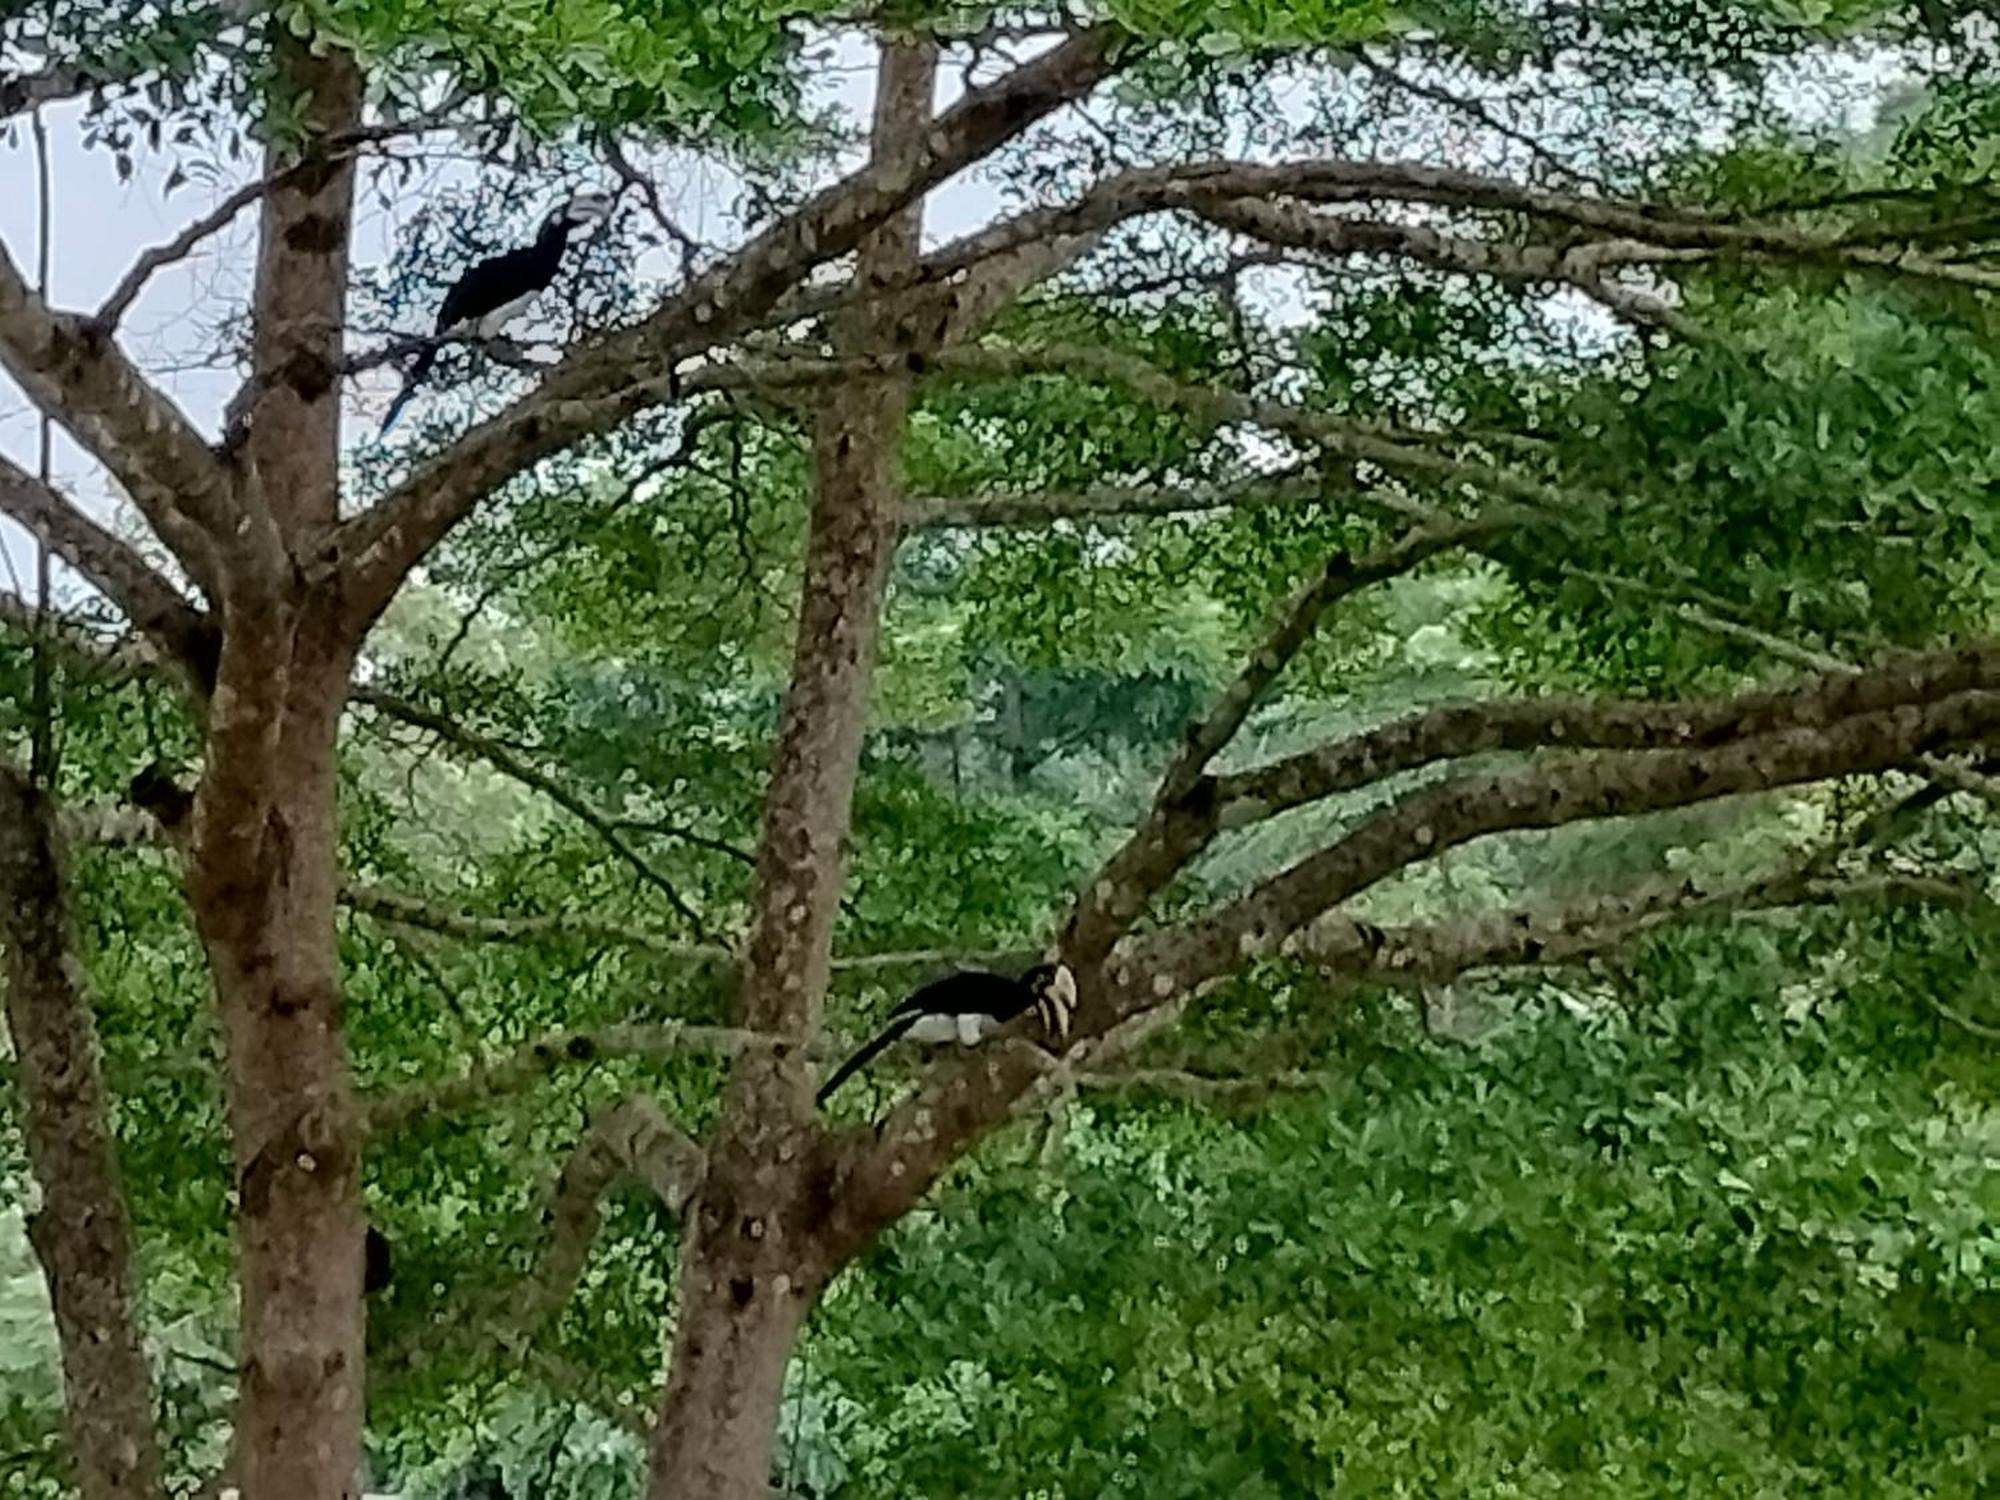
xmin=354 ymin=689 xmax=712 ymax=937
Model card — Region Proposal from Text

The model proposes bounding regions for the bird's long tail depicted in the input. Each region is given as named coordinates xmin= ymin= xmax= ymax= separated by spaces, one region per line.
xmin=379 ymin=344 xmax=437 ymax=434
xmin=815 ymin=1013 xmax=915 ymax=1105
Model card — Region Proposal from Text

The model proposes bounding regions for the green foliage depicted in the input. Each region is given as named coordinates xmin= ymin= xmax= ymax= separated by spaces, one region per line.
xmin=810 ymin=908 xmax=1998 ymax=1498
xmin=6 ymin=0 xmax=2000 ymax=1493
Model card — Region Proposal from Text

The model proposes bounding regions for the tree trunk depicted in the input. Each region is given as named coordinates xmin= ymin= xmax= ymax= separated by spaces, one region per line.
xmin=645 ymin=39 xmax=935 ymax=1499
xmin=183 ymin=33 xmax=366 ymax=1496
xmin=646 ymin=1200 xmax=826 ymax=1496
xmin=188 ymin=638 xmax=364 ymax=1498
xmin=0 ymin=768 xmax=166 ymax=1500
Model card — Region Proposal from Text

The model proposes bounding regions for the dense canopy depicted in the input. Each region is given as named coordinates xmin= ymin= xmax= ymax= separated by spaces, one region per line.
xmin=0 ymin=1 xmax=1995 ymax=1496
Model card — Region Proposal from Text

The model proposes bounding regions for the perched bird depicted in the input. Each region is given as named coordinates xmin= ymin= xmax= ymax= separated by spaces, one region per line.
xmin=379 ymin=187 xmax=612 ymax=433
xmin=816 ymin=962 xmax=1077 ymax=1106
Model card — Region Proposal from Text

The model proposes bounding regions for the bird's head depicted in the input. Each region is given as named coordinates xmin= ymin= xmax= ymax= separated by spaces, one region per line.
xmin=1024 ymin=962 xmax=1077 ymax=1042
xmin=555 ymin=188 xmax=613 ymax=228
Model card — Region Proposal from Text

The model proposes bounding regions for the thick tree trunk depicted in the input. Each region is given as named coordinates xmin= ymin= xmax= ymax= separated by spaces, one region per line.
xmin=180 ymin=34 xmax=367 ymax=1497
xmin=645 ymin=40 xmax=935 ymax=1499
xmin=188 ymin=641 xmax=364 ymax=1499
xmin=0 ymin=768 xmax=166 ymax=1500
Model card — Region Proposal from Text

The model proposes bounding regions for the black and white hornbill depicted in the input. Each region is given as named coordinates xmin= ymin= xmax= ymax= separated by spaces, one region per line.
xmin=816 ymin=962 xmax=1077 ymax=1106
xmin=379 ymin=187 xmax=613 ymax=433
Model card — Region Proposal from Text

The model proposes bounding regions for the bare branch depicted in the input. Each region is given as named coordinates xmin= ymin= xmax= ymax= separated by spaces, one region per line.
xmin=1349 ymin=51 xmax=1616 ymax=194
xmin=343 ymin=884 xmax=732 ymax=965
xmin=0 ymin=240 xmax=230 ymax=594
xmin=928 ymin=343 xmax=1578 ymax=513
xmin=90 ymin=108 xmax=457 ymax=337
xmin=905 ymin=156 xmax=2000 ymax=312
xmin=1139 ymin=683 xmax=2000 ymax=997
xmin=362 ymin=1023 xmax=802 ymax=1137
xmin=1299 ymin=870 xmax=1987 ymax=984
xmin=1210 ymin=642 xmax=2000 ymax=828
xmin=1072 ymin=1066 xmax=1337 ymax=1103
xmin=1187 ymin=195 xmax=1700 ymax=335
xmin=901 ymin=466 xmax=1333 ymax=528
xmin=602 ymin=134 xmax=704 ymax=280
xmin=1916 ymin=753 xmax=2000 ymax=813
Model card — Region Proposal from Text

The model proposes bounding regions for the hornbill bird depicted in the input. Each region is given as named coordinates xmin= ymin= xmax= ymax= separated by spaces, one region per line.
xmin=379 ymin=187 xmax=612 ymax=433
xmin=816 ymin=962 xmax=1077 ymax=1106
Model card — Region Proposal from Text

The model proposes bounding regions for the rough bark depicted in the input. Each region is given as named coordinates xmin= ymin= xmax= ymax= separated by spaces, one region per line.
xmin=175 ymin=36 xmax=369 ymax=1500
xmin=645 ymin=40 xmax=936 ymax=1500
xmin=0 ymin=767 xmax=166 ymax=1500
xmin=0 ymin=452 xmax=214 ymax=673
xmin=189 ymin=632 xmax=364 ymax=1499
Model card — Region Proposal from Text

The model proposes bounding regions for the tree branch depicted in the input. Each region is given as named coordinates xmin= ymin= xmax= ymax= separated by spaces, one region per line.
xmin=0 ymin=1 xmax=264 ymax=118
xmin=373 ymin=1097 xmax=700 ymax=1382
xmin=1209 ymin=642 xmax=2000 ymax=828
xmin=901 ymin=466 xmax=1333 ymax=528
xmin=906 ymin=156 xmax=2000 ymax=309
xmin=362 ymin=1023 xmax=816 ymax=1137
xmin=820 ymin=643 xmax=2000 ymax=1261
xmin=1186 ymin=194 xmax=1699 ymax=335
xmin=1060 ymin=509 xmax=1521 ymax=971
xmin=0 ymin=240 xmax=231 ymax=595
xmin=1298 ymin=870 xmax=1987 ymax=984
xmin=1140 ymin=683 xmax=2000 ymax=997
xmin=0 ymin=453 xmax=215 ymax=677
xmin=354 ymin=689 xmax=711 ymax=937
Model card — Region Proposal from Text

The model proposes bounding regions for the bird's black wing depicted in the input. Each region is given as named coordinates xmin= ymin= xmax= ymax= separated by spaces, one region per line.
xmin=887 ymin=969 xmax=1027 ymax=1023
xmin=817 ymin=970 xmax=1033 ymax=1107
xmin=383 ymin=247 xmax=544 ymax=434
xmin=436 ymin=243 xmax=552 ymax=330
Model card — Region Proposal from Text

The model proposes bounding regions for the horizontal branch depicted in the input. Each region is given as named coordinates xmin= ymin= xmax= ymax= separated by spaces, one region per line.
xmin=1299 ymin=870 xmax=1986 ymax=984
xmin=1142 ymin=680 xmax=2000 ymax=996
xmin=929 ymin=343 xmax=1577 ymax=513
xmin=1211 ymin=642 xmax=2000 ymax=828
xmin=343 ymin=884 xmax=732 ymax=964
xmin=363 ymin=1022 xmax=795 ymax=1137
xmin=1188 ymin=194 xmax=1700 ymax=333
xmin=354 ymin=689 xmax=711 ymax=936
xmin=912 ymin=156 xmax=2000 ymax=298
xmin=900 ymin=466 xmax=1333 ymax=527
